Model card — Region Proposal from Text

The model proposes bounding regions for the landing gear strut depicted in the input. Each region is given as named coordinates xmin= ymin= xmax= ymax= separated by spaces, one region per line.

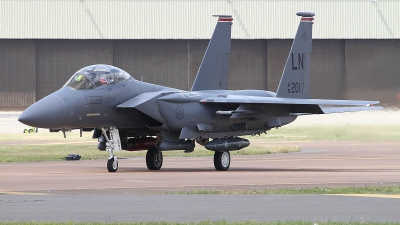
xmin=146 ymin=147 xmax=163 ymax=170
xmin=214 ymin=151 xmax=230 ymax=171
xmin=101 ymin=127 xmax=121 ymax=172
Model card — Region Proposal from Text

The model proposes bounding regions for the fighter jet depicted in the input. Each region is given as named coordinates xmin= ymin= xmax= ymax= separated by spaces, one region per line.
xmin=19 ymin=12 xmax=382 ymax=172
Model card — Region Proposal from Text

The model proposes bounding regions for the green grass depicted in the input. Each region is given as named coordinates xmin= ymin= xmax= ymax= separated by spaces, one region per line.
xmin=3 ymin=124 xmax=400 ymax=143
xmin=0 ymin=221 xmax=399 ymax=225
xmin=0 ymin=144 xmax=299 ymax=163
xmin=1 ymin=123 xmax=399 ymax=163
xmin=0 ymin=132 xmax=94 ymax=142
xmin=166 ymin=185 xmax=400 ymax=195
xmin=248 ymin=124 xmax=400 ymax=142
xmin=0 ymin=145 xmax=104 ymax=162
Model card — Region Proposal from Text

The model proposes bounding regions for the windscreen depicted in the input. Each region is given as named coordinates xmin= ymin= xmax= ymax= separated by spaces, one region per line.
xmin=64 ymin=65 xmax=132 ymax=90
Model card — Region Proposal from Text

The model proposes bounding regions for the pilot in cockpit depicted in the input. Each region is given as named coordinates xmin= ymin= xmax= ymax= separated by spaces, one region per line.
xmin=99 ymin=72 xmax=115 ymax=85
xmin=70 ymin=73 xmax=92 ymax=89
xmin=64 ymin=64 xmax=131 ymax=90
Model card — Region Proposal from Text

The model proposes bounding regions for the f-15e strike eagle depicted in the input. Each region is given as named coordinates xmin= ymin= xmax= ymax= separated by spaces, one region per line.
xmin=19 ymin=12 xmax=382 ymax=172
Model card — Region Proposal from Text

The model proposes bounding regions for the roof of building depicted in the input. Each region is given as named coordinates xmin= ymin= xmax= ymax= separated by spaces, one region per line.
xmin=1 ymin=0 xmax=399 ymax=39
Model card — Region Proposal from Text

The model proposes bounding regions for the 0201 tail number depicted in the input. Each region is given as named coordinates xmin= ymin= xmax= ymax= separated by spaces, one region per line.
xmin=287 ymin=82 xmax=304 ymax=94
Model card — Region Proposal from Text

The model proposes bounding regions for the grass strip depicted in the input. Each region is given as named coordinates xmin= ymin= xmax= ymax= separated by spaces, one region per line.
xmin=250 ymin=125 xmax=400 ymax=142
xmin=166 ymin=185 xmax=400 ymax=195
xmin=0 ymin=145 xmax=299 ymax=163
xmin=0 ymin=221 xmax=399 ymax=225
xmin=3 ymin=124 xmax=400 ymax=142
xmin=1 ymin=123 xmax=399 ymax=163
xmin=0 ymin=132 xmax=94 ymax=142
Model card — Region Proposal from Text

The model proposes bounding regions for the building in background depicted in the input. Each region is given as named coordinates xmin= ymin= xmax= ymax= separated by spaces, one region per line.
xmin=1 ymin=0 xmax=399 ymax=109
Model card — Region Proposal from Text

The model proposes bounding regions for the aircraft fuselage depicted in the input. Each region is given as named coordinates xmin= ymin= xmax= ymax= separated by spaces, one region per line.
xmin=20 ymin=78 xmax=297 ymax=139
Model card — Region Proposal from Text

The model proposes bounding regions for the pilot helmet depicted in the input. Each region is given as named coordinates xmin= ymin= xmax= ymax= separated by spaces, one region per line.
xmin=75 ymin=74 xmax=84 ymax=82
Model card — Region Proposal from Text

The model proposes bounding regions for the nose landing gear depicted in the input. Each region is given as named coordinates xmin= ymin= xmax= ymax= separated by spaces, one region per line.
xmin=101 ymin=127 xmax=121 ymax=172
xmin=107 ymin=156 xmax=118 ymax=172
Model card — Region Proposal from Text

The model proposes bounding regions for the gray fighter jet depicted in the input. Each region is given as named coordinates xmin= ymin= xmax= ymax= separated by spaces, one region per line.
xmin=19 ymin=12 xmax=382 ymax=172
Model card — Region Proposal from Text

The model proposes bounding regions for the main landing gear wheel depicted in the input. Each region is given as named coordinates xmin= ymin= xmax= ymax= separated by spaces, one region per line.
xmin=214 ymin=151 xmax=230 ymax=171
xmin=146 ymin=147 xmax=163 ymax=170
xmin=107 ymin=156 xmax=118 ymax=172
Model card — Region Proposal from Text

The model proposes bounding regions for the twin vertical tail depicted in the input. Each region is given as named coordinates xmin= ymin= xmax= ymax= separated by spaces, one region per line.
xmin=276 ymin=12 xmax=315 ymax=99
xmin=191 ymin=15 xmax=232 ymax=91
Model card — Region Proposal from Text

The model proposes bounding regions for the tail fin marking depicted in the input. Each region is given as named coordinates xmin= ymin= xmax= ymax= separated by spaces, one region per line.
xmin=276 ymin=12 xmax=315 ymax=99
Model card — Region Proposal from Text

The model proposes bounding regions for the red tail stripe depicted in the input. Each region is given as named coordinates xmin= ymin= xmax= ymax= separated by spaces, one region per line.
xmin=301 ymin=17 xmax=314 ymax=22
xmin=219 ymin=17 xmax=233 ymax=22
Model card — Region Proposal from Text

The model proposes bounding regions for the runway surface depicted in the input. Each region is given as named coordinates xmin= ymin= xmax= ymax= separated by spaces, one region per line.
xmin=1 ymin=141 xmax=400 ymax=222
xmin=1 ymin=112 xmax=400 ymax=222
xmin=1 ymin=194 xmax=400 ymax=223
xmin=1 ymin=141 xmax=399 ymax=194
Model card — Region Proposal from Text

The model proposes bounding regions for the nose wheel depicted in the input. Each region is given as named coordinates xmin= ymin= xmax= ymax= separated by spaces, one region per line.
xmin=101 ymin=127 xmax=122 ymax=172
xmin=214 ymin=151 xmax=230 ymax=171
xmin=107 ymin=156 xmax=118 ymax=172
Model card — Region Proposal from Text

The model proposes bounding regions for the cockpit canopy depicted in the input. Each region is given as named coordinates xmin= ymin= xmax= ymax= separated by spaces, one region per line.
xmin=64 ymin=64 xmax=132 ymax=90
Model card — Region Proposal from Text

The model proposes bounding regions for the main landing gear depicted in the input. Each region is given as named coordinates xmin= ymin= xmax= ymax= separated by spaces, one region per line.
xmin=214 ymin=151 xmax=230 ymax=171
xmin=101 ymin=127 xmax=122 ymax=172
xmin=99 ymin=128 xmax=231 ymax=172
xmin=144 ymin=148 xmax=230 ymax=171
xmin=146 ymin=147 xmax=163 ymax=170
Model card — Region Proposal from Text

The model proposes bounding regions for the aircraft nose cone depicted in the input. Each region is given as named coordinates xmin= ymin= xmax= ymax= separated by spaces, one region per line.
xmin=19 ymin=94 xmax=67 ymax=128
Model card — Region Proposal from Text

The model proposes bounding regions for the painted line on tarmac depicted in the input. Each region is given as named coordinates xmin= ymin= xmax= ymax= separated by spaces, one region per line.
xmin=329 ymin=194 xmax=400 ymax=199
xmin=0 ymin=191 xmax=50 ymax=196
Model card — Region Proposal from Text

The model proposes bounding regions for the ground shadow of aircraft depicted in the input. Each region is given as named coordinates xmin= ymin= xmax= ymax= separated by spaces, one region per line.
xmin=19 ymin=12 xmax=382 ymax=172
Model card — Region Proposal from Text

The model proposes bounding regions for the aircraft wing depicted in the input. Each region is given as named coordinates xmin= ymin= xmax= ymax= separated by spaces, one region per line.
xmin=200 ymin=95 xmax=379 ymax=105
xmin=200 ymin=95 xmax=381 ymax=114
xmin=320 ymin=106 xmax=383 ymax=114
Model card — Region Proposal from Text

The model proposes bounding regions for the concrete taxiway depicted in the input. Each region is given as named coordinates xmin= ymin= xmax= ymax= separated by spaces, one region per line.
xmin=1 ymin=143 xmax=400 ymax=223
xmin=1 ymin=194 xmax=400 ymax=223
xmin=1 ymin=111 xmax=400 ymax=222
xmin=1 ymin=141 xmax=399 ymax=194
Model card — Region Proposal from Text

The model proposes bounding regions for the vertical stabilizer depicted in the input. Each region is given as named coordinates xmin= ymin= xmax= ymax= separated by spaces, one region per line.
xmin=191 ymin=15 xmax=232 ymax=91
xmin=276 ymin=12 xmax=314 ymax=99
